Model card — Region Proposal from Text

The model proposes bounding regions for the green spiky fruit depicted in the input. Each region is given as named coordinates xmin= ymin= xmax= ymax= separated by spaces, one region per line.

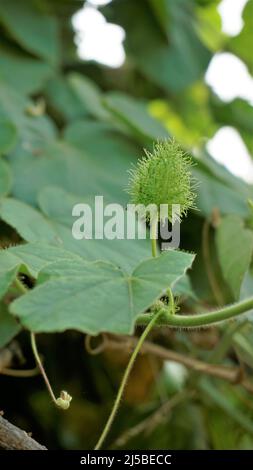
xmin=127 ymin=139 xmax=197 ymax=222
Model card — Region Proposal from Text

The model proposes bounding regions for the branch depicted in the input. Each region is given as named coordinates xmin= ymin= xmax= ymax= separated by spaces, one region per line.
xmin=111 ymin=389 xmax=194 ymax=448
xmin=0 ymin=413 xmax=47 ymax=450
xmin=89 ymin=335 xmax=253 ymax=394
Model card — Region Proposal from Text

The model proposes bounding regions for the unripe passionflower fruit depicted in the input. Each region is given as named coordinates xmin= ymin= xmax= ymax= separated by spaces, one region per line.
xmin=127 ymin=139 xmax=197 ymax=222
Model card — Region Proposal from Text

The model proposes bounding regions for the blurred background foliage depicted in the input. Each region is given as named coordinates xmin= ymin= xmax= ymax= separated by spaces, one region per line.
xmin=1 ymin=0 xmax=253 ymax=450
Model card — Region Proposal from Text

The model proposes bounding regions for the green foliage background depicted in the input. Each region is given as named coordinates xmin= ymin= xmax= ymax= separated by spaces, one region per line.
xmin=1 ymin=0 xmax=253 ymax=450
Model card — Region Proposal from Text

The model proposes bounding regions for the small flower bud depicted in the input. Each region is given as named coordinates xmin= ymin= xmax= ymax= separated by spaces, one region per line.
xmin=55 ymin=390 xmax=72 ymax=410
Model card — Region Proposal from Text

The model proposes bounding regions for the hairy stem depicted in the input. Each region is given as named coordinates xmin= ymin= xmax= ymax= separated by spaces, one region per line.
xmin=94 ymin=309 xmax=163 ymax=450
xmin=136 ymin=296 xmax=253 ymax=328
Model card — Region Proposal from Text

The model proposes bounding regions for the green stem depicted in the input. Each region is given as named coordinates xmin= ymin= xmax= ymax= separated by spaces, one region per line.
xmin=15 ymin=280 xmax=56 ymax=397
xmin=167 ymin=288 xmax=175 ymax=315
xmin=15 ymin=277 xmax=72 ymax=410
xmin=30 ymin=333 xmax=72 ymax=410
xmin=136 ymin=296 xmax=253 ymax=329
xmin=94 ymin=309 xmax=163 ymax=450
xmin=30 ymin=332 xmax=57 ymax=404
xmin=209 ymin=321 xmax=246 ymax=363
xmin=202 ymin=219 xmax=224 ymax=305
xmin=14 ymin=277 xmax=27 ymax=295
xmin=150 ymin=216 xmax=158 ymax=257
